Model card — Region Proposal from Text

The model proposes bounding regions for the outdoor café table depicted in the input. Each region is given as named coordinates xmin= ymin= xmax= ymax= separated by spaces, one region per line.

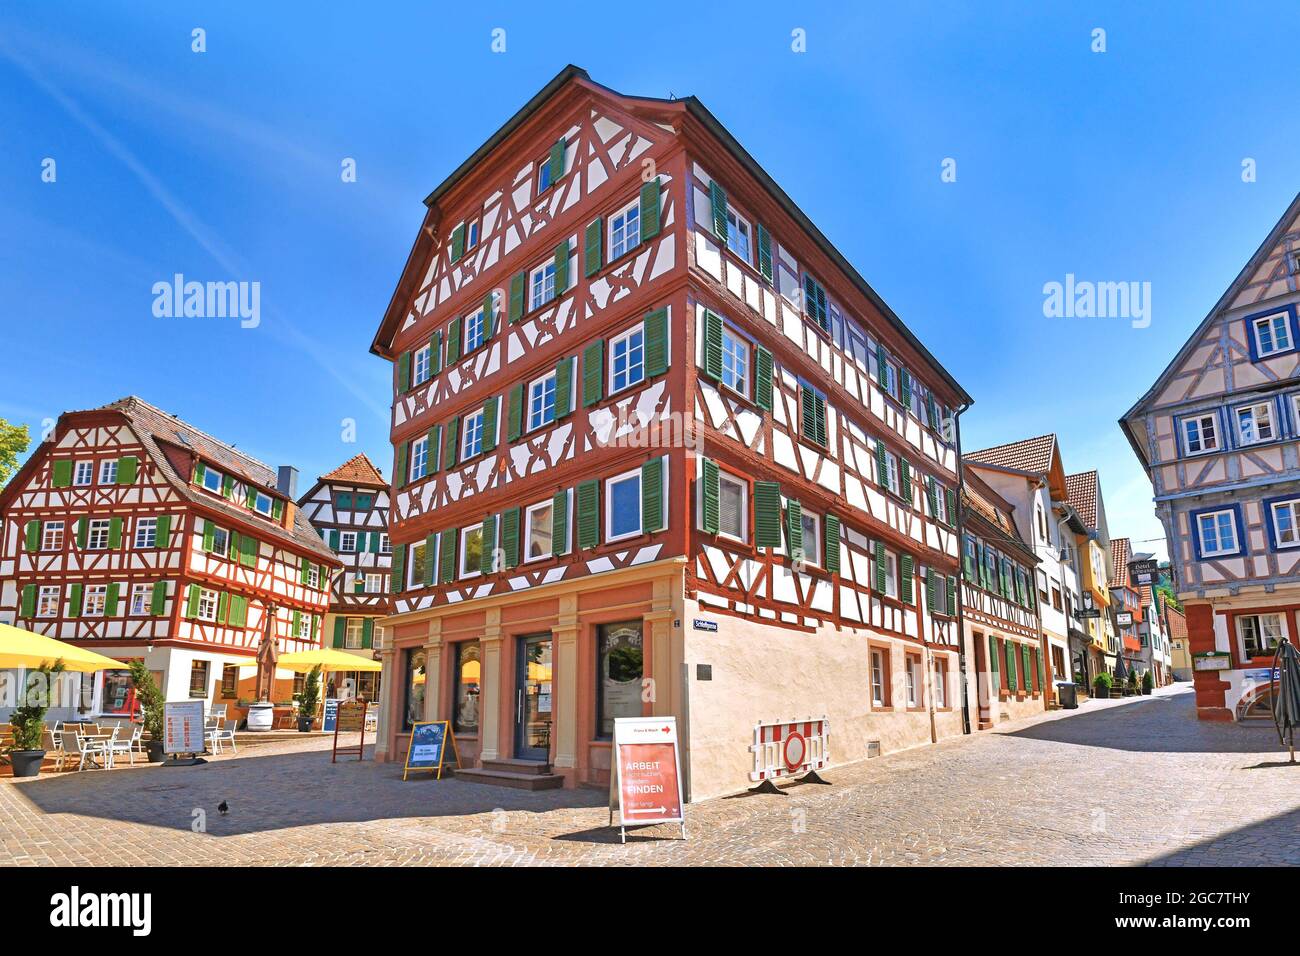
xmin=78 ymin=733 xmax=114 ymax=769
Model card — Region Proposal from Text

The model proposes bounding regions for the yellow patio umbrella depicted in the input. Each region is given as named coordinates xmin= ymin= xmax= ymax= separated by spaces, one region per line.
xmin=274 ymin=647 xmax=382 ymax=673
xmin=0 ymin=621 xmax=128 ymax=673
xmin=528 ymin=661 xmax=552 ymax=682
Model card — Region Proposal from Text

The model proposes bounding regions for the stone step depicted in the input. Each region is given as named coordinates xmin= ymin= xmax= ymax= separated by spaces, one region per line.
xmin=479 ymin=758 xmax=553 ymax=775
xmin=453 ymin=767 xmax=565 ymax=791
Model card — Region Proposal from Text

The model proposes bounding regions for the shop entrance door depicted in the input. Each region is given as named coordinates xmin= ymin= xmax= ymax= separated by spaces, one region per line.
xmin=514 ymin=635 xmax=553 ymax=761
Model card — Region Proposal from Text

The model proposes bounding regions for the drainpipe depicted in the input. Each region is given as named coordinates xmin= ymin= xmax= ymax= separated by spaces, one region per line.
xmin=953 ymin=403 xmax=973 ymax=736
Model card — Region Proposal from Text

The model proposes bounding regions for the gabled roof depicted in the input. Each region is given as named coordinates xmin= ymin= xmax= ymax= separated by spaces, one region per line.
xmin=1110 ymin=537 xmax=1132 ymax=588
xmin=319 ymin=453 xmax=386 ymax=488
xmin=960 ymin=466 xmax=1037 ymax=564
xmin=374 ymin=65 xmax=972 ymax=406
xmin=1164 ymin=603 xmax=1187 ymax=641
xmin=101 ymin=397 xmax=336 ymax=562
xmin=965 ymin=434 xmax=1058 ymax=475
xmin=1065 ymin=470 xmax=1100 ymax=531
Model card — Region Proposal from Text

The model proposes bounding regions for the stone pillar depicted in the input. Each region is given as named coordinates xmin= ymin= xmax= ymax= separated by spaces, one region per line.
xmin=1187 ymin=602 xmax=1231 ymax=721
xmin=479 ymin=607 xmax=504 ymax=761
xmin=422 ymin=618 xmax=443 ymax=723
xmin=375 ymin=647 xmax=396 ymax=760
xmin=553 ymin=594 xmax=579 ymax=770
xmin=646 ymin=574 xmax=678 ymax=717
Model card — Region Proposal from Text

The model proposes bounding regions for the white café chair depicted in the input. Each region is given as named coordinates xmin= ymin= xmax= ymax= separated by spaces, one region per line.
xmin=213 ymin=719 xmax=237 ymax=755
xmin=62 ymin=729 xmax=101 ymax=771
xmin=109 ymin=723 xmax=144 ymax=766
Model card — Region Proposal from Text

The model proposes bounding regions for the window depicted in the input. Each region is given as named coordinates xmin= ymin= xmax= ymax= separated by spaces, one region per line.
xmin=462 ymin=410 xmax=485 ymax=460
xmin=201 ymin=467 xmax=223 ymax=494
xmin=307 ymin=564 xmax=321 ymax=589
xmin=606 ymin=471 xmax=643 ymax=542
xmin=1252 ymin=312 xmax=1293 ymax=357
xmin=870 ymin=649 xmax=888 ymax=707
xmin=882 ymin=549 xmax=898 ymax=599
xmin=881 ymin=449 xmax=900 ymax=496
xmin=466 ymin=219 xmax=480 ymax=251
xmin=408 ymin=541 xmax=427 ymax=590
xmin=610 ymin=324 xmax=646 ymax=393
xmin=461 ymin=524 xmax=484 ymax=578
xmin=1051 ymin=585 xmax=1063 ymax=612
xmin=134 ymin=517 xmax=157 ymax=549
xmin=340 ymin=531 xmax=357 ymax=553
xmin=453 ymin=642 xmax=481 ymax=734
xmin=536 ymin=156 xmax=553 ymax=193
xmin=463 ymin=307 xmax=486 ymax=353
xmin=725 ymin=206 xmax=752 ymax=262
xmin=609 ymin=198 xmax=640 ymax=260
xmin=403 ymin=649 xmax=426 ymax=731
xmin=525 ymin=500 xmax=554 ymax=561
xmin=529 ymin=370 xmax=557 ymax=431
xmin=1272 ymin=498 xmax=1300 ymax=548
xmin=1235 ymin=402 xmax=1275 ymax=445
xmin=721 ymin=327 xmax=749 ymax=397
xmin=126 ymin=583 xmax=151 ymax=615
xmin=380 ymin=533 xmax=392 ymax=554
xmin=1196 ymin=509 xmax=1239 ymax=558
xmin=74 ymin=461 xmax=93 ymax=486
xmin=344 ymin=618 xmax=365 ymax=650
xmin=718 ymin=472 xmax=747 ymax=542
xmin=41 ymin=521 xmax=64 ymax=551
xmin=905 ymin=656 xmax=921 ymax=707
xmin=189 ymin=661 xmax=209 ymax=699
xmin=210 ymin=526 xmax=230 ymax=559
xmin=597 ymin=622 xmax=643 ymax=737
xmin=37 ymin=585 xmax=60 ymax=618
xmin=294 ymin=613 xmax=312 ymax=640
xmin=529 ymin=262 xmax=556 ymax=311
xmin=197 ymin=588 xmax=219 ymax=622
xmin=409 ymin=436 xmax=429 ymax=482
xmin=934 ymin=661 xmax=947 ymax=708
xmin=933 ymin=483 xmax=948 ymax=524
xmin=99 ymin=460 xmax=118 ymax=484
xmin=365 ymin=572 xmax=385 ymax=593
xmin=1181 ymin=414 xmax=1219 ymax=454
xmin=411 ymin=344 xmax=431 ymax=387
xmin=221 ymin=665 xmax=238 ymax=698
xmin=800 ymin=511 xmax=821 ymax=567
xmin=1238 ymin=613 xmax=1284 ymax=658
xmin=253 ymin=491 xmax=274 ymax=516
xmin=86 ymin=519 xmax=111 ymax=550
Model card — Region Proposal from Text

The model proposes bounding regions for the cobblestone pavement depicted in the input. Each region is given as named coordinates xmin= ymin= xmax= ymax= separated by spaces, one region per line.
xmin=2 ymin=684 xmax=1295 ymax=866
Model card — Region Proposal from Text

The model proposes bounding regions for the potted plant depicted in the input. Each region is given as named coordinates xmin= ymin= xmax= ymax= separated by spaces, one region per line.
xmin=1141 ymin=671 xmax=1154 ymax=695
xmin=1092 ymin=672 xmax=1112 ymax=700
xmin=297 ymin=665 xmax=321 ymax=732
xmin=1126 ymin=670 xmax=1139 ymax=696
xmin=129 ymin=661 xmax=166 ymax=763
xmin=7 ymin=660 xmax=65 ymax=778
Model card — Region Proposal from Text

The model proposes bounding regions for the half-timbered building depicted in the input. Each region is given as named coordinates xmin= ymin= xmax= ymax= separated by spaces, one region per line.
xmin=298 ymin=454 xmax=391 ymax=701
xmin=370 ymin=66 xmax=971 ymax=799
xmin=0 ymin=397 xmax=339 ymax=722
xmin=959 ymin=467 xmax=1043 ymax=727
xmin=1122 ymin=192 xmax=1300 ymax=720
xmin=1065 ymin=470 xmax=1118 ymax=680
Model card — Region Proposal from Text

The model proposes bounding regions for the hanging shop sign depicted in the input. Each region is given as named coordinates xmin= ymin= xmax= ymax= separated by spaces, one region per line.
xmin=1115 ymin=611 xmax=1134 ymax=627
xmin=609 ymin=716 xmax=686 ymax=843
xmin=162 ymin=700 xmax=206 ymax=755
xmin=1129 ymin=559 xmax=1158 ymax=586
xmin=402 ymin=720 xmax=460 ymax=780
xmin=749 ymin=717 xmax=830 ymax=789
xmin=331 ymin=699 xmax=368 ymax=763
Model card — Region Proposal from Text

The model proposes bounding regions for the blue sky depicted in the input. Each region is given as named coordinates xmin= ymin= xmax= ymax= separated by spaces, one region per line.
xmin=3 ymin=3 xmax=1299 ymax=560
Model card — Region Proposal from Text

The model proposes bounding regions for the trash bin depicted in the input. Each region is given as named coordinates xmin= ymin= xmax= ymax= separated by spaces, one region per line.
xmin=1057 ymin=682 xmax=1078 ymax=709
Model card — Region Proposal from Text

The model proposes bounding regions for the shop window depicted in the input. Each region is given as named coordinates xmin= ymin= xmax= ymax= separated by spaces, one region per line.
xmin=403 ymin=648 xmax=427 ymax=731
xmin=221 ymin=665 xmax=238 ymax=698
xmin=189 ymin=660 xmax=209 ymax=699
xmin=597 ymin=622 xmax=644 ymax=737
xmin=453 ymin=642 xmax=481 ymax=735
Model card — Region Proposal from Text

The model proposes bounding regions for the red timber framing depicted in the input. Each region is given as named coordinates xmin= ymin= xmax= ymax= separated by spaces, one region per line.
xmin=0 ymin=397 xmax=339 ymax=672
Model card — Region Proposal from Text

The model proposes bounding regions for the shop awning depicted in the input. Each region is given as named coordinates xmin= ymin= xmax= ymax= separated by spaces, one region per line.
xmin=274 ymin=648 xmax=382 ymax=673
xmin=0 ymin=622 xmax=129 ymax=673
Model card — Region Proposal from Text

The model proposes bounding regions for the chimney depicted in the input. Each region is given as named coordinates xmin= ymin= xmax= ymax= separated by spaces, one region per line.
xmin=276 ymin=465 xmax=298 ymax=499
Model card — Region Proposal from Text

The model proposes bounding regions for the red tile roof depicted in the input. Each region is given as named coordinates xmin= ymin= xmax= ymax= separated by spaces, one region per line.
xmin=320 ymin=453 xmax=386 ymax=488
xmin=1165 ymin=603 xmax=1187 ymax=642
xmin=1065 ymin=470 xmax=1099 ymax=530
xmin=1110 ymin=537 xmax=1132 ymax=587
xmin=965 ymin=434 xmax=1058 ymax=476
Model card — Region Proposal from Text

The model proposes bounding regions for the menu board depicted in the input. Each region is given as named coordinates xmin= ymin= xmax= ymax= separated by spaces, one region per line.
xmin=163 ymin=700 xmax=206 ymax=755
xmin=402 ymin=720 xmax=460 ymax=780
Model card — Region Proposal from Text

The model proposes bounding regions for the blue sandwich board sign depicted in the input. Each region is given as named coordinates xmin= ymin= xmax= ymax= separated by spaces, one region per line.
xmin=402 ymin=720 xmax=460 ymax=781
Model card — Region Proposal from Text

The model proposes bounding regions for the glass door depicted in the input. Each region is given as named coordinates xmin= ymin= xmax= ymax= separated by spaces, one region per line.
xmin=514 ymin=635 xmax=553 ymax=761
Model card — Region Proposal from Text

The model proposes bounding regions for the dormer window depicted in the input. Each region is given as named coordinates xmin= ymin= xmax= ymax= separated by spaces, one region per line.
xmin=252 ymin=491 xmax=274 ymax=516
xmin=201 ymin=466 xmax=224 ymax=494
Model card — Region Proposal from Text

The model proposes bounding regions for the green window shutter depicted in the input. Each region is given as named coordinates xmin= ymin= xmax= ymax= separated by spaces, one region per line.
xmin=824 ymin=515 xmax=841 ymax=573
xmin=390 ymin=546 xmax=405 ymax=594
xmin=202 ymin=520 xmax=215 ymax=553
xmin=362 ymin=618 xmax=374 ymax=649
xmin=69 ymin=583 xmax=83 ymax=617
xmin=754 ymin=481 xmax=783 ymax=548
xmin=216 ymin=590 xmax=228 ymax=624
xmin=708 ymin=179 xmax=727 ymax=240
xmin=925 ymin=391 xmax=937 ymax=430
xmin=232 ymin=595 xmax=248 ymax=628
xmin=945 ymin=488 xmax=957 ymax=526
xmin=193 ymin=462 xmax=206 ymax=487
xmin=397 ymin=352 xmax=411 ymax=393
xmin=584 ymin=217 xmax=603 ymax=277
xmin=333 ymin=617 xmax=346 ymax=648
xmin=446 ymin=317 xmax=462 ymax=363
xmin=877 ymin=348 xmax=888 ymax=387
xmin=800 ymin=385 xmax=816 ymax=441
xmin=439 ymin=529 xmax=456 ymax=584
xmin=899 ymin=459 xmax=912 ymax=503
xmin=554 ymin=240 xmax=569 ymax=294
xmin=946 ymin=576 xmax=958 ymax=616
xmin=875 ymin=441 xmax=888 ymax=489
xmin=443 ymin=416 xmax=459 ymax=469
xmin=151 ymin=581 xmax=167 ymax=616
xmin=925 ymin=568 xmax=936 ymax=612
xmin=483 ymin=290 xmax=497 ymax=342
xmin=117 ymin=456 xmax=138 ymax=484
xmin=481 ymin=397 xmax=499 ymax=453
xmin=639 ymin=177 xmax=661 ymax=242
xmin=582 ymin=339 xmax=605 ymax=407
xmin=785 ymin=499 xmax=802 ymax=558
xmin=480 ymin=514 xmax=498 ymax=574
xmin=450 ymin=223 xmax=466 ymax=263
xmin=873 ymin=541 xmax=887 ymax=593
xmin=702 ymin=310 xmax=723 ymax=379
xmin=272 ymin=499 xmax=284 ymax=521
xmin=430 ymin=330 xmax=443 ymax=375
xmin=428 ymin=426 xmax=442 ymax=473
xmin=291 ymin=609 xmax=301 ymax=636
xmin=1023 ymin=646 xmax=1033 ymax=691
xmin=108 ymin=517 xmax=123 ymax=549
xmin=755 ymin=347 xmax=774 ymax=411
xmin=815 ymin=394 xmax=827 ymax=446
xmin=20 ymin=585 xmax=35 ymax=618
xmin=900 ymin=554 xmax=914 ymax=603
xmin=552 ymin=489 xmax=570 ymax=555
xmin=900 ymin=368 xmax=912 ymax=408
xmin=328 ymin=529 xmax=340 ymax=550
xmin=756 ymin=223 xmax=773 ymax=281
xmin=502 ymin=507 xmax=521 ymax=569
xmin=184 ymin=584 xmax=200 ymax=619
xmin=577 ymin=480 xmax=600 ymax=549
xmin=925 ymin=477 xmax=938 ymax=518
xmin=241 ymin=535 xmax=257 ymax=568
xmin=245 ymin=486 xmax=258 ymax=511
xmin=700 ymin=458 xmax=720 ymax=534
xmin=555 ymin=357 xmax=573 ymax=419
xmin=642 ymin=457 xmax=664 ymax=532
xmin=644 ymin=308 xmax=669 ymax=378
xmin=369 ymin=531 xmax=381 ymax=554
xmin=74 ymin=517 xmax=87 ymax=548
xmin=299 ymin=557 xmax=310 ymax=585
xmin=548 ymin=137 xmax=566 ymax=183
xmin=989 ymin=635 xmax=1000 ymax=682
xmin=52 ymin=460 xmax=73 ymax=487
xmin=24 ymin=520 xmax=39 ymax=552
xmin=1006 ymin=643 xmax=1018 ymax=692
xmin=509 ymin=271 xmax=527 ymax=323
xmin=963 ymin=537 xmax=976 ymax=579
xmin=395 ymin=441 xmax=409 ymax=488
xmin=507 ymin=383 xmax=525 ymax=442
xmin=1035 ymin=649 xmax=1044 ymax=690
xmin=422 ymin=533 xmax=436 ymax=586
xmin=222 ymin=475 xmax=234 ymax=499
